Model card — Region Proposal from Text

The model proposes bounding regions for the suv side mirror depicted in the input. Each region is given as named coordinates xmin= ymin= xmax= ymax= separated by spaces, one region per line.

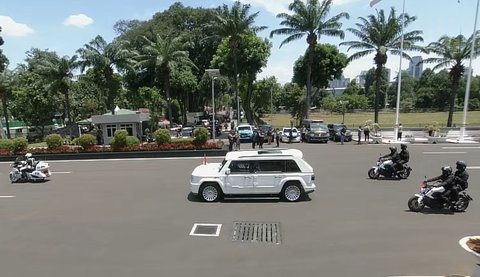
xmin=225 ymin=168 xmax=231 ymax=175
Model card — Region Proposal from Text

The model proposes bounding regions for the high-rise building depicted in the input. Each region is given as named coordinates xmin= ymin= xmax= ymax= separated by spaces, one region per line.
xmin=407 ymin=56 xmax=423 ymax=78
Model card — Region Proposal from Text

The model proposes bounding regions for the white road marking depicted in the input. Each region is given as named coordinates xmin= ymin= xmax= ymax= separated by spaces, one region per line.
xmin=442 ymin=146 xmax=480 ymax=149
xmin=468 ymin=166 xmax=480 ymax=169
xmin=51 ymin=171 xmax=72 ymax=174
xmin=189 ymin=223 xmax=222 ymax=237
xmin=0 ymin=195 xmax=16 ymax=198
xmin=0 ymin=156 xmax=225 ymax=164
xmin=422 ymin=152 xmax=467 ymax=154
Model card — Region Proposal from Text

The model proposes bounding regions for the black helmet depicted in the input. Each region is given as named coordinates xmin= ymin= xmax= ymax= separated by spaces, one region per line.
xmin=400 ymin=144 xmax=407 ymax=150
xmin=389 ymin=146 xmax=397 ymax=153
xmin=441 ymin=166 xmax=452 ymax=176
xmin=456 ymin=160 xmax=467 ymax=171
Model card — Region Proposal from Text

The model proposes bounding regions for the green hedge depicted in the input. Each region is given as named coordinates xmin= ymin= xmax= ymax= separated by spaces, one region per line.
xmin=0 ymin=139 xmax=13 ymax=150
xmin=12 ymin=137 xmax=28 ymax=153
xmin=154 ymin=129 xmax=171 ymax=144
xmin=77 ymin=134 xmax=97 ymax=149
xmin=111 ymin=130 xmax=128 ymax=147
xmin=126 ymin=136 xmax=140 ymax=146
xmin=194 ymin=127 xmax=209 ymax=144
xmin=45 ymin=134 xmax=64 ymax=149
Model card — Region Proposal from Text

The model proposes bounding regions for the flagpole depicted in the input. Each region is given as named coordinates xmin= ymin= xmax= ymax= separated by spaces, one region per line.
xmin=394 ymin=0 xmax=406 ymax=142
xmin=459 ymin=0 xmax=480 ymax=141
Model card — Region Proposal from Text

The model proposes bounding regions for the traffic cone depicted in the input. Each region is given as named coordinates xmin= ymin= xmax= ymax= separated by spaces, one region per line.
xmin=202 ymin=154 xmax=208 ymax=165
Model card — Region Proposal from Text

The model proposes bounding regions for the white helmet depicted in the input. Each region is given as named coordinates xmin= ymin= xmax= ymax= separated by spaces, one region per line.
xmin=25 ymin=153 xmax=32 ymax=158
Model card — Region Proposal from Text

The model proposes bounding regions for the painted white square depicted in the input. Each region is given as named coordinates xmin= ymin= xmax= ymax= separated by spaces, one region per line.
xmin=189 ymin=223 xmax=222 ymax=237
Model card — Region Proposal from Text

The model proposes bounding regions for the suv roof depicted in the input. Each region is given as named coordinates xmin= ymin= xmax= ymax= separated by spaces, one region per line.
xmin=225 ymin=149 xmax=303 ymax=160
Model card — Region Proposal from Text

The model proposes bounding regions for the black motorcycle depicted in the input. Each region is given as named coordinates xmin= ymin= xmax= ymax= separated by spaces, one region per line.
xmin=408 ymin=181 xmax=473 ymax=212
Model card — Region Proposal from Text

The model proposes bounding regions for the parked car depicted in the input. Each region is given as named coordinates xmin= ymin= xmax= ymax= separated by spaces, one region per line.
xmin=280 ymin=127 xmax=301 ymax=143
xmin=190 ymin=149 xmax=316 ymax=202
xmin=327 ymin=123 xmax=353 ymax=142
xmin=236 ymin=124 xmax=255 ymax=142
xmin=305 ymin=123 xmax=329 ymax=143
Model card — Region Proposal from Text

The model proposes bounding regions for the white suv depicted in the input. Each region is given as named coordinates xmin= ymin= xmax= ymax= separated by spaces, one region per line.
xmin=190 ymin=149 xmax=316 ymax=202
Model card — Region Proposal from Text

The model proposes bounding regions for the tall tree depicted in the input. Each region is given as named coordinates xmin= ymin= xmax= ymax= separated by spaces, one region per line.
xmin=211 ymin=33 xmax=271 ymax=124
xmin=270 ymin=0 xmax=349 ymax=120
xmin=0 ymin=68 xmax=12 ymax=138
xmin=36 ymin=54 xmax=79 ymax=124
xmin=135 ymin=34 xmax=197 ymax=125
xmin=340 ymin=7 xmax=424 ymax=123
xmin=77 ymin=35 xmax=133 ymax=114
xmin=211 ymin=1 xmax=267 ymax=123
xmin=423 ymin=33 xmax=480 ymax=127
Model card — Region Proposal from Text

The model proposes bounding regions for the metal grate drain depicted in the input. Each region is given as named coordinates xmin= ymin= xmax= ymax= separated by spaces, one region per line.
xmin=189 ymin=223 xmax=222 ymax=237
xmin=232 ymin=221 xmax=281 ymax=244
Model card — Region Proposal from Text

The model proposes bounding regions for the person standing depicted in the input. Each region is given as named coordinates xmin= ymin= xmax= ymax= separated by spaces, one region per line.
xmin=275 ymin=128 xmax=280 ymax=147
xmin=228 ymin=131 xmax=234 ymax=151
xmin=363 ymin=125 xmax=370 ymax=143
xmin=397 ymin=123 xmax=403 ymax=141
xmin=340 ymin=126 xmax=346 ymax=145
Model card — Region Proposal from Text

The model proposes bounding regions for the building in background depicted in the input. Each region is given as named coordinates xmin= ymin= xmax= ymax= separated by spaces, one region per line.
xmin=407 ymin=56 xmax=423 ymax=78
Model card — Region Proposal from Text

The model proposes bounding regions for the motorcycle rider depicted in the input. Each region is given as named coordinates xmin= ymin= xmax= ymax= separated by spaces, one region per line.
xmin=397 ymin=144 xmax=410 ymax=172
xmin=380 ymin=146 xmax=401 ymax=176
xmin=424 ymin=165 xmax=455 ymax=205
xmin=445 ymin=161 xmax=470 ymax=206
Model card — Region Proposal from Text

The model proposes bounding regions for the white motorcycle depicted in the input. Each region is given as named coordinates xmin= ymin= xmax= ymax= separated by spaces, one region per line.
xmin=9 ymin=155 xmax=51 ymax=183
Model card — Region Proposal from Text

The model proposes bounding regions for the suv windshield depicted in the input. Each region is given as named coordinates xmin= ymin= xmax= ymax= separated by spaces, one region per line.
xmin=238 ymin=126 xmax=251 ymax=131
xmin=310 ymin=123 xmax=327 ymax=130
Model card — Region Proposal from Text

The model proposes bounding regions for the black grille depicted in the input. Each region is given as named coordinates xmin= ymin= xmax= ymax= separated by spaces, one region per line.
xmin=232 ymin=221 xmax=281 ymax=244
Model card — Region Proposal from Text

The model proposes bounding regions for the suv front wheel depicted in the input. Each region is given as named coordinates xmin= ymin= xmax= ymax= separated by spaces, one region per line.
xmin=199 ymin=183 xmax=223 ymax=202
xmin=281 ymin=182 xmax=303 ymax=202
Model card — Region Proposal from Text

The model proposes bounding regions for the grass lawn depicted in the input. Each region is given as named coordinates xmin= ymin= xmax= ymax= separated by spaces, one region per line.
xmin=28 ymin=142 xmax=47 ymax=148
xmin=261 ymin=111 xmax=480 ymax=129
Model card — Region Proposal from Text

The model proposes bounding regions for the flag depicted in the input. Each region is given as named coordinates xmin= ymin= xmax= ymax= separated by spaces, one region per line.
xmin=370 ymin=0 xmax=382 ymax=7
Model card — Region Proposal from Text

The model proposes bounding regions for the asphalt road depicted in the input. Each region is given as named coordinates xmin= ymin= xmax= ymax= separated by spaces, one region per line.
xmin=0 ymin=142 xmax=479 ymax=277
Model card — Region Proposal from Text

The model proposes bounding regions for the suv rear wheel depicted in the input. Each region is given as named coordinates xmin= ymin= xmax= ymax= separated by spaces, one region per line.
xmin=281 ymin=182 xmax=303 ymax=202
xmin=199 ymin=183 xmax=223 ymax=202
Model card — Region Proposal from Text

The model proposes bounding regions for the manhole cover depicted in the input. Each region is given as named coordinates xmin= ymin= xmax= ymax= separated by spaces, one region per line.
xmin=232 ymin=221 xmax=281 ymax=244
xmin=189 ymin=223 xmax=222 ymax=237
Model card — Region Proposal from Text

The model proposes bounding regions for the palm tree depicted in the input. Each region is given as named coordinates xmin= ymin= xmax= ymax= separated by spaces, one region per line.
xmin=270 ymin=0 xmax=349 ymax=119
xmin=212 ymin=1 xmax=267 ymax=123
xmin=77 ymin=35 xmax=133 ymax=114
xmin=135 ymin=34 xmax=197 ymax=126
xmin=340 ymin=8 xmax=424 ymax=123
xmin=423 ymin=33 xmax=480 ymax=127
xmin=36 ymin=54 xmax=79 ymax=125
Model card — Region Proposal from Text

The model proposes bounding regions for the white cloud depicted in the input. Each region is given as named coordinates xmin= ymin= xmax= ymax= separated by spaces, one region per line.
xmin=63 ymin=14 xmax=93 ymax=28
xmin=0 ymin=15 xmax=34 ymax=37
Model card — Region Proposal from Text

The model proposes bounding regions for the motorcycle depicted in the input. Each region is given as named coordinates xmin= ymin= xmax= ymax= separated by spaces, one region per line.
xmin=407 ymin=181 xmax=473 ymax=212
xmin=9 ymin=158 xmax=51 ymax=183
xmin=368 ymin=158 xmax=412 ymax=179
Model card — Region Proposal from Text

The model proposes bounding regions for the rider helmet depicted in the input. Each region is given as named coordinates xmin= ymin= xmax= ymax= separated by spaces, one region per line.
xmin=441 ymin=166 xmax=452 ymax=176
xmin=389 ymin=146 xmax=397 ymax=153
xmin=25 ymin=153 xmax=32 ymax=158
xmin=400 ymin=144 xmax=407 ymax=150
xmin=456 ymin=160 xmax=467 ymax=171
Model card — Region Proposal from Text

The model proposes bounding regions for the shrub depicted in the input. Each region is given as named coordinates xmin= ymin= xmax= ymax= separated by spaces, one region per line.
xmin=126 ymin=136 xmax=140 ymax=146
xmin=77 ymin=134 xmax=97 ymax=150
xmin=45 ymin=134 xmax=64 ymax=149
xmin=12 ymin=137 xmax=28 ymax=153
xmin=0 ymin=139 xmax=13 ymax=150
xmin=194 ymin=127 xmax=209 ymax=144
xmin=111 ymin=130 xmax=128 ymax=148
xmin=154 ymin=129 xmax=171 ymax=144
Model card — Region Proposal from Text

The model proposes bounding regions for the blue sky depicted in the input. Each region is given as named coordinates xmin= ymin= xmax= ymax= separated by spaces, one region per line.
xmin=0 ymin=0 xmax=477 ymax=84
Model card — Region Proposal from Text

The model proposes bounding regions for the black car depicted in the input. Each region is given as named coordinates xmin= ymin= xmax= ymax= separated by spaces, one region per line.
xmin=327 ymin=124 xmax=353 ymax=142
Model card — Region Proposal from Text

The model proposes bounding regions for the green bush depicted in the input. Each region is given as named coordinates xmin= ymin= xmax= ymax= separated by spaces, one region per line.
xmin=111 ymin=130 xmax=128 ymax=147
xmin=154 ymin=129 xmax=171 ymax=144
xmin=12 ymin=137 xmax=28 ymax=153
xmin=45 ymin=134 xmax=64 ymax=149
xmin=126 ymin=136 xmax=140 ymax=146
xmin=194 ymin=127 xmax=209 ymax=144
xmin=0 ymin=139 xmax=13 ymax=150
xmin=77 ymin=134 xmax=97 ymax=149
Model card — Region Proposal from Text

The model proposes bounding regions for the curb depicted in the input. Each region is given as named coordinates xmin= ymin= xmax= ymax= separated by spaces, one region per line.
xmin=0 ymin=149 xmax=228 ymax=162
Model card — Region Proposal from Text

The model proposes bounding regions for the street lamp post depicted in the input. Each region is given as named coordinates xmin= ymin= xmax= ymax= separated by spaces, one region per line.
xmin=460 ymin=0 xmax=480 ymax=141
xmin=206 ymin=69 xmax=220 ymax=141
